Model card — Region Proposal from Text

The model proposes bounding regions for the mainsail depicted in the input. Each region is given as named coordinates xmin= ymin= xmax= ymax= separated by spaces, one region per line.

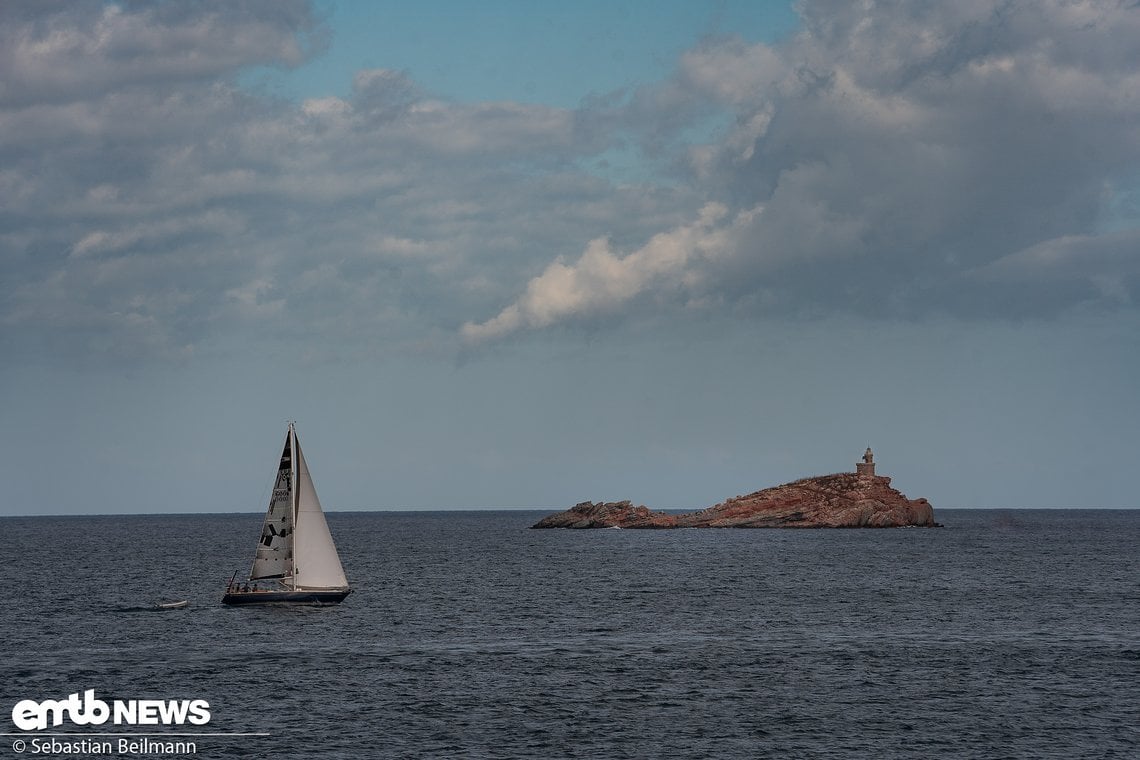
xmin=247 ymin=423 xmax=348 ymax=590
xmin=250 ymin=429 xmax=294 ymax=581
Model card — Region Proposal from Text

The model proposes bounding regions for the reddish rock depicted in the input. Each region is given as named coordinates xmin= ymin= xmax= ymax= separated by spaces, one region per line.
xmin=532 ymin=472 xmax=939 ymax=529
xmin=530 ymin=500 xmax=678 ymax=529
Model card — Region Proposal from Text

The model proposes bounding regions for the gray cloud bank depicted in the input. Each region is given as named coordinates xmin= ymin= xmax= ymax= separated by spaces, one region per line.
xmin=466 ymin=0 xmax=1140 ymax=339
xmin=3 ymin=0 xmax=1139 ymax=362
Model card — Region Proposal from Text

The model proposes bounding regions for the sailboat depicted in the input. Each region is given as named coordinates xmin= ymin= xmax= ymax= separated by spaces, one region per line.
xmin=223 ymin=422 xmax=352 ymax=605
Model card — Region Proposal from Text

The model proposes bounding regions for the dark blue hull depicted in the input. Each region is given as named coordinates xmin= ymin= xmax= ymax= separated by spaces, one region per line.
xmin=222 ymin=589 xmax=351 ymax=605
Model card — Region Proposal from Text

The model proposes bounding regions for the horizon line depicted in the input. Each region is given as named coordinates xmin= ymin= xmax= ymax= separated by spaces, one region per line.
xmin=1 ymin=505 xmax=1138 ymax=519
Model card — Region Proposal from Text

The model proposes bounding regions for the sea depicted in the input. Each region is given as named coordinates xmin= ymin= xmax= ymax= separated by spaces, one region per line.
xmin=0 ymin=509 xmax=1137 ymax=759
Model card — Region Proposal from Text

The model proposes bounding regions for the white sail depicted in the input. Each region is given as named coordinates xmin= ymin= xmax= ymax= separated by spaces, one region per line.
xmin=291 ymin=428 xmax=350 ymax=590
xmin=249 ymin=429 xmax=295 ymax=581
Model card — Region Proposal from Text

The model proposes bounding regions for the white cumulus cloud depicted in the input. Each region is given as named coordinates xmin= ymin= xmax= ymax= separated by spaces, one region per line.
xmin=462 ymin=203 xmax=761 ymax=342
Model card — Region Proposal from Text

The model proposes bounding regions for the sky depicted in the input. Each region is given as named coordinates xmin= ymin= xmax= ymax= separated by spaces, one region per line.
xmin=2 ymin=0 xmax=1139 ymax=516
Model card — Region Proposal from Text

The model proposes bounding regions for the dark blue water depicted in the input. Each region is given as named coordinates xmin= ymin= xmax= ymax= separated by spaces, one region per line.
xmin=1 ymin=510 xmax=1137 ymax=758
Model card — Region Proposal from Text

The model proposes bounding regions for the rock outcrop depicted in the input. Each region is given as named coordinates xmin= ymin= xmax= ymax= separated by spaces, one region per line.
xmin=532 ymin=472 xmax=938 ymax=529
xmin=531 ymin=500 xmax=678 ymax=529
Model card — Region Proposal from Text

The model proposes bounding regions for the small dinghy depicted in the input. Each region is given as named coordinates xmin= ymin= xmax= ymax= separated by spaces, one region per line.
xmin=155 ymin=600 xmax=189 ymax=610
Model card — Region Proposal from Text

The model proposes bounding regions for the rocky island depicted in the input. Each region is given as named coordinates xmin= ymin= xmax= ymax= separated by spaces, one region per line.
xmin=532 ymin=448 xmax=939 ymax=529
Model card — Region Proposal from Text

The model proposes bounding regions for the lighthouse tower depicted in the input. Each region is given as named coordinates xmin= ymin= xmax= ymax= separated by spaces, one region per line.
xmin=856 ymin=447 xmax=876 ymax=477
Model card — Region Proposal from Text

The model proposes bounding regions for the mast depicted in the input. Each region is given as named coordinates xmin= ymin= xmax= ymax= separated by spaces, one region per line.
xmin=289 ymin=422 xmax=298 ymax=590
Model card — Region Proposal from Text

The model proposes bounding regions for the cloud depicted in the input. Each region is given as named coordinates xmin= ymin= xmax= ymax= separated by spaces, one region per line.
xmin=466 ymin=0 xmax=1140 ymax=340
xmin=962 ymin=227 xmax=1140 ymax=315
xmin=3 ymin=1 xmax=1140 ymax=363
xmin=0 ymin=1 xmax=325 ymax=107
xmin=461 ymin=203 xmax=760 ymax=342
xmin=1 ymin=1 xmax=681 ymax=364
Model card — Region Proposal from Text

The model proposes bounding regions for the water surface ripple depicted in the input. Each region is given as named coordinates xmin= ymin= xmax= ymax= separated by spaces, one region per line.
xmin=1 ymin=509 xmax=1137 ymax=758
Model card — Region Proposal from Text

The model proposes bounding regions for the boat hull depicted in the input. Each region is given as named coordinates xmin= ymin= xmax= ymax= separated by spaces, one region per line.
xmin=222 ymin=589 xmax=351 ymax=606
